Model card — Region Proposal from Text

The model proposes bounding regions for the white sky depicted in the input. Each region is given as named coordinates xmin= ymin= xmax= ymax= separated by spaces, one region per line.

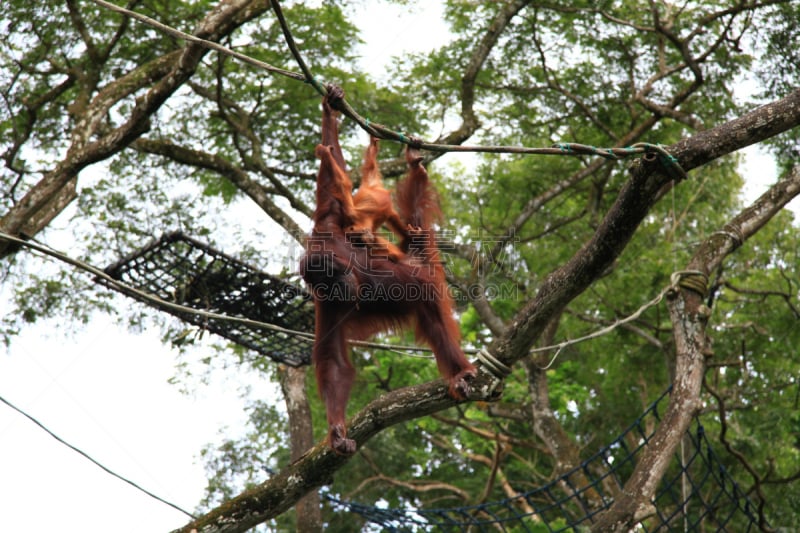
xmin=0 ymin=317 xmax=223 ymax=532
xmin=0 ymin=2 xmax=793 ymax=533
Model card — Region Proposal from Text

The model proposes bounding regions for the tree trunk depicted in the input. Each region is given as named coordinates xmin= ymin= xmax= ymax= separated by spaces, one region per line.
xmin=278 ymin=365 xmax=322 ymax=533
xmin=591 ymin=164 xmax=800 ymax=531
xmin=525 ymin=315 xmax=604 ymax=510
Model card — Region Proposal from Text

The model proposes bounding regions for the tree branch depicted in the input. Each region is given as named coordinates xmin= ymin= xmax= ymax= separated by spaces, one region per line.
xmin=0 ymin=0 xmax=272 ymax=258
xmin=173 ymin=87 xmax=800 ymax=533
xmin=591 ymin=163 xmax=800 ymax=531
xmin=131 ymin=137 xmax=306 ymax=242
xmin=171 ymin=378 xmax=500 ymax=533
xmin=492 ymin=88 xmax=800 ymax=370
xmin=436 ymin=0 xmax=532 ymax=146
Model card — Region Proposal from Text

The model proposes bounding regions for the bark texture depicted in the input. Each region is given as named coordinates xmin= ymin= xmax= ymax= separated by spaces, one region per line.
xmin=175 ymin=89 xmax=800 ymax=533
xmin=278 ymin=366 xmax=322 ymax=533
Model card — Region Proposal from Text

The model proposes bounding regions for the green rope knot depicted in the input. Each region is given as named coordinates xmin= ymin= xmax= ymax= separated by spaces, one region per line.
xmin=673 ymin=270 xmax=709 ymax=298
xmin=660 ymin=156 xmax=687 ymax=181
xmin=555 ymin=143 xmax=572 ymax=153
xmin=628 ymin=142 xmax=688 ymax=181
xmin=305 ymin=76 xmax=325 ymax=95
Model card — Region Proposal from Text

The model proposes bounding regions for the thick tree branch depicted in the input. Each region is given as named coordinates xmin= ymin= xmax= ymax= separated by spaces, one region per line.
xmin=171 ymin=378 xmax=500 ymax=533
xmin=492 ymin=88 xmax=800 ymax=370
xmin=175 ymin=88 xmax=800 ymax=533
xmin=0 ymin=0 xmax=271 ymax=258
xmin=591 ymin=164 xmax=800 ymax=531
xmin=524 ymin=315 xmax=605 ymax=507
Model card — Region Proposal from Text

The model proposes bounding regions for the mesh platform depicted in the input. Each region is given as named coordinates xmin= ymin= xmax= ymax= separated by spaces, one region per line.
xmin=329 ymin=389 xmax=766 ymax=532
xmin=102 ymin=231 xmax=314 ymax=366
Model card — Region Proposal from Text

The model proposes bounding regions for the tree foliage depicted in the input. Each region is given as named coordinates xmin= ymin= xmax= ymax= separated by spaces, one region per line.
xmin=1 ymin=0 xmax=799 ymax=531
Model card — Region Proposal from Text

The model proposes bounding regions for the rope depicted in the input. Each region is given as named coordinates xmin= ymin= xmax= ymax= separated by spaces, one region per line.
xmin=90 ymin=0 xmax=304 ymax=82
xmin=710 ymin=223 xmax=745 ymax=249
xmin=271 ymin=0 xmax=325 ymax=95
xmin=674 ymin=270 xmax=709 ymax=298
xmin=476 ymin=348 xmax=512 ymax=379
xmin=0 ymin=393 xmax=196 ymax=519
xmin=88 ymin=0 xmax=689 ymax=179
xmin=0 ymin=231 xmax=438 ymax=355
xmin=532 ymin=270 xmax=708 ymax=369
xmin=1 ymin=232 xmax=708 ymax=372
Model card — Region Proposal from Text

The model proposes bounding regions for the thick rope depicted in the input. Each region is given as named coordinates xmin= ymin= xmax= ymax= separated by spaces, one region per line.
xmin=89 ymin=0 xmax=689 ymax=179
xmin=2 ymin=232 xmax=711 ymax=370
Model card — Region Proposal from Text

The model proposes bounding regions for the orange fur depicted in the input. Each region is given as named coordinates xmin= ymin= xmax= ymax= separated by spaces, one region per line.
xmin=346 ymin=137 xmax=407 ymax=261
xmin=300 ymin=86 xmax=476 ymax=455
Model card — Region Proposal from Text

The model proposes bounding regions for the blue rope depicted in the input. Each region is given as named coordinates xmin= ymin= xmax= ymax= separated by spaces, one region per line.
xmin=330 ymin=387 xmax=768 ymax=532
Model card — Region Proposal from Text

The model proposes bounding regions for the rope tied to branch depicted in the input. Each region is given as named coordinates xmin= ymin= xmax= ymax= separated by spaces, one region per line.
xmin=547 ymin=143 xmax=688 ymax=178
xmin=476 ymin=348 xmax=512 ymax=398
xmin=89 ymin=0 xmax=690 ymax=176
xmin=532 ymin=269 xmax=709 ymax=369
xmin=637 ymin=142 xmax=689 ymax=182
xmin=710 ymin=223 xmax=745 ymax=249
xmin=672 ymin=270 xmax=710 ymax=298
xmin=477 ymin=348 xmax=512 ymax=379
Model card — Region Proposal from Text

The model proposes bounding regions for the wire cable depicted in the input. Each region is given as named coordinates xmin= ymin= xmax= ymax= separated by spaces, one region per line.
xmin=0 ymin=393 xmax=197 ymax=519
xmin=0 ymin=230 xmax=440 ymax=354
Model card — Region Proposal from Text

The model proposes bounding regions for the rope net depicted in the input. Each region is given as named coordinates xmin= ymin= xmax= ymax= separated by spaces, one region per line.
xmin=102 ymin=234 xmax=764 ymax=531
xmin=328 ymin=389 xmax=765 ymax=532
xmin=102 ymin=231 xmax=314 ymax=366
